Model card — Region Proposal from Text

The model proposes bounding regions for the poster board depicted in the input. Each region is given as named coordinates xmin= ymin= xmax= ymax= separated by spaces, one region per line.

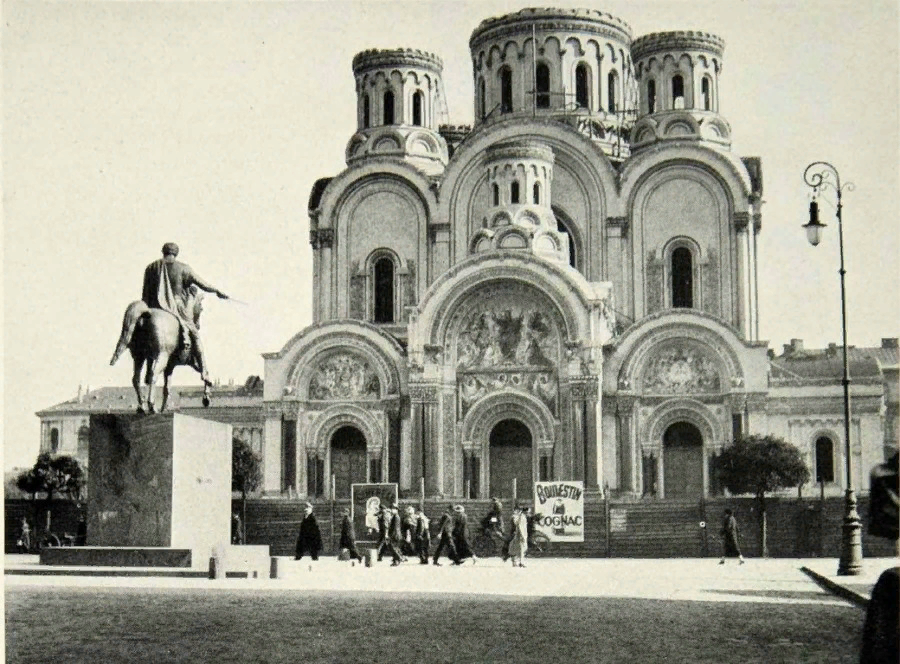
xmin=350 ymin=483 xmax=398 ymax=545
xmin=532 ymin=481 xmax=585 ymax=542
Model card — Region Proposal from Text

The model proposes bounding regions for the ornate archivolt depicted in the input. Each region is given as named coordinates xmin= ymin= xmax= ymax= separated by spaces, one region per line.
xmin=460 ymin=389 xmax=558 ymax=456
xmin=304 ymin=403 xmax=388 ymax=456
xmin=641 ymin=398 xmax=725 ymax=454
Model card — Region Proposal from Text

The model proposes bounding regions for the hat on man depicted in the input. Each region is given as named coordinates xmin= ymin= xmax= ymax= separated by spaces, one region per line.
xmin=162 ymin=242 xmax=180 ymax=257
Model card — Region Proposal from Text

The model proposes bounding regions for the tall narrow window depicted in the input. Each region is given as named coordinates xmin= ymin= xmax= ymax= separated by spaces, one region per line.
xmin=383 ymin=90 xmax=395 ymax=125
xmin=510 ymin=180 xmax=520 ymax=204
xmin=647 ymin=79 xmax=656 ymax=113
xmin=374 ymin=257 xmax=394 ymax=323
xmin=363 ymin=94 xmax=370 ymax=129
xmin=478 ymin=78 xmax=486 ymax=119
xmin=536 ymin=62 xmax=550 ymax=108
xmin=672 ymin=74 xmax=684 ymax=109
xmin=671 ymin=247 xmax=693 ymax=308
xmin=607 ymin=71 xmax=618 ymax=113
xmin=533 ymin=182 xmax=540 ymax=204
xmin=50 ymin=428 xmax=59 ymax=454
xmin=815 ymin=436 xmax=835 ymax=483
xmin=575 ymin=63 xmax=589 ymax=108
xmin=701 ymin=77 xmax=711 ymax=111
xmin=492 ymin=183 xmax=499 ymax=206
xmin=500 ymin=67 xmax=513 ymax=113
xmin=412 ymin=91 xmax=424 ymax=126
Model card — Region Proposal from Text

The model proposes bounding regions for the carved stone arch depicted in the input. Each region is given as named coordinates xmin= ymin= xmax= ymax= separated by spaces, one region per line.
xmin=495 ymin=227 xmax=530 ymax=249
xmin=469 ymin=228 xmax=495 ymax=254
xmin=644 ymin=398 xmax=723 ymax=453
xmin=307 ymin=404 xmax=387 ymax=456
xmin=461 ymin=389 xmax=558 ymax=455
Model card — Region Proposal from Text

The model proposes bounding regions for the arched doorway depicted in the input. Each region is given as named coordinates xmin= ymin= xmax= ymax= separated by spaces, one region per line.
xmin=489 ymin=419 xmax=532 ymax=499
xmin=331 ymin=426 xmax=367 ymax=499
xmin=663 ymin=422 xmax=703 ymax=497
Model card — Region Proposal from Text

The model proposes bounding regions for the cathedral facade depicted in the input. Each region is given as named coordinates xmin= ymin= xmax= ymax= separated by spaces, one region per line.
xmin=37 ymin=8 xmax=898 ymax=505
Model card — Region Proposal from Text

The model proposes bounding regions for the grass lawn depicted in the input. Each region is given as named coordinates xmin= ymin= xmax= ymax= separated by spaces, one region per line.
xmin=6 ymin=585 xmax=864 ymax=663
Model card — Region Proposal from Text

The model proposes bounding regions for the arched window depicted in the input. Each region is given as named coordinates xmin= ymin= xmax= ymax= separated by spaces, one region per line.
xmin=533 ymin=182 xmax=540 ymax=204
xmin=50 ymin=428 xmax=59 ymax=454
xmin=373 ymin=257 xmax=394 ymax=323
xmin=510 ymin=180 xmax=520 ymax=204
xmin=478 ymin=78 xmax=486 ymax=119
xmin=383 ymin=90 xmax=395 ymax=125
xmin=362 ymin=94 xmax=370 ymax=129
xmin=575 ymin=63 xmax=590 ymax=108
xmin=500 ymin=67 xmax=513 ymax=113
xmin=492 ymin=183 xmax=500 ymax=206
xmin=557 ymin=218 xmax=577 ymax=269
xmin=671 ymin=247 xmax=693 ymax=308
xmin=412 ymin=91 xmax=423 ymax=126
xmin=647 ymin=79 xmax=656 ymax=113
xmin=536 ymin=62 xmax=550 ymax=108
xmin=672 ymin=74 xmax=685 ymax=109
xmin=607 ymin=70 xmax=618 ymax=113
xmin=815 ymin=436 xmax=835 ymax=483
xmin=701 ymin=77 xmax=711 ymax=111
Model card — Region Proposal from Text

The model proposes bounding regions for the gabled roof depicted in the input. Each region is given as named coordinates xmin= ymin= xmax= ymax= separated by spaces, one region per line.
xmin=769 ymin=345 xmax=889 ymax=387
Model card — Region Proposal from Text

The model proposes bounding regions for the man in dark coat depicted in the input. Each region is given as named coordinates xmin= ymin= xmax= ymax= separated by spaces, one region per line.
xmin=376 ymin=506 xmax=402 ymax=565
xmin=295 ymin=502 xmax=322 ymax=561
xmin=718 ymin=508 xmax=744 ymax=564
xmin=339 ymin=508 xmax=363 ymax=563
xmin=432 ymin=504 xmax=458 ymax=566
xmin=389 ymin=504 xmax=406 ymax=564
xmin=452 ymin=504 xmax=477 ymax=565
xmin=414 ymin=506 xmax=431 ymax=565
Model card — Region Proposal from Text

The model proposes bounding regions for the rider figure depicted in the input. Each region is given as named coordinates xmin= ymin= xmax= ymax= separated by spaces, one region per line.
xmin=140 ymin=242 xmax=228 ymax=385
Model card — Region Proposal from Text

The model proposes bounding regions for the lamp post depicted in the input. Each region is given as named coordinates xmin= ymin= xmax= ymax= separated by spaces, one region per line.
xmin=802 ymin=161 xmax=862 ymax=576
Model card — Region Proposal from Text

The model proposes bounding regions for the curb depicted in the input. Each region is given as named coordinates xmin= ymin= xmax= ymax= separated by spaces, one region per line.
xmin=800 ymin=566 xmax=869 ymax=609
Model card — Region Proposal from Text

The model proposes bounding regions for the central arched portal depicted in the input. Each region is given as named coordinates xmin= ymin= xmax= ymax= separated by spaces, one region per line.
xmin=331 ymin=426 xmax=367 ymax=499
xmin=663 ymin=422 xmax=703 ymax=498
xmin=489 ymin=419 xmax=533 ymax=499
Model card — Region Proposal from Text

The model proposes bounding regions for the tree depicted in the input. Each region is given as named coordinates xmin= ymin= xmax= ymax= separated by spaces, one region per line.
xmin=715 ymin=435 xmax=810 ymax=557
xmin=15 ymin=453 xmax=84 ymax=542
xmin=232 ymin=437 xmax=262 ymax=545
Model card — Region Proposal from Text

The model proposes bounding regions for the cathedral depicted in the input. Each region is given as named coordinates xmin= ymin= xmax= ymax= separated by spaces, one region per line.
xmin=37 ymin=8 xmax=898 ymax=504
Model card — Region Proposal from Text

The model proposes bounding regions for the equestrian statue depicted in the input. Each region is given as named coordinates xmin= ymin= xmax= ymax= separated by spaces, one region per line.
xmin=110 ymin=242 xmax=229 ymax=413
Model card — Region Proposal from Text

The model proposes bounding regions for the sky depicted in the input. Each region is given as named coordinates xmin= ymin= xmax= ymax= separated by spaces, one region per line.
xmin=3 ymin=0 xmax=898 ymax=471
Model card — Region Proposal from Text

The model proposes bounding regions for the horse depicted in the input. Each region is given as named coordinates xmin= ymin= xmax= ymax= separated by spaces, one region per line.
xmin=109 ymin=293 xmax=210 ymax=413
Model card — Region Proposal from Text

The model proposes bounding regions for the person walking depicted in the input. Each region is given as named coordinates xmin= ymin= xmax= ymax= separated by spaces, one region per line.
xmin=376 ymin=505 xmax=402 ymax=565
xmin=508 ymin=505 xmax=529 ymax=567
xmin=432 ymin=505 xmax=458 ymax=566
xmin=338 ymin=508 xmax=364 ymax=563
xmin=719 ymin=508 xmax=745 ymax=565
xmin=414 ymin=506 xmax=431 ymax=565
xmin=401 ymin=506 xmax=417 ymax=558
xmin=452 ymin=504 xmax=477 ymax=565
xmin=389 ymin=504 xmax=406 ymax=564
xmin=17 ymin=517 xmax=31 ymax=554
xmin=295 ymin=502 xmax=323 ymax=561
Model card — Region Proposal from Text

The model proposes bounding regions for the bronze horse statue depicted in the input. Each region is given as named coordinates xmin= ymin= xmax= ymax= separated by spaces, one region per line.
xmin=110 ymin=290 xmax=210 ymax=413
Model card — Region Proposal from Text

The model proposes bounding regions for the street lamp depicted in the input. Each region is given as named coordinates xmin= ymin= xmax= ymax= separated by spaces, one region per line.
xmin=802 ymin=161 xmax=862 ymax=576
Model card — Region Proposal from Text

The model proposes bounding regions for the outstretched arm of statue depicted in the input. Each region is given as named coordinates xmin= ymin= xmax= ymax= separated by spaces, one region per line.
xmin=187 ymin=268 xmax=228 ymax=299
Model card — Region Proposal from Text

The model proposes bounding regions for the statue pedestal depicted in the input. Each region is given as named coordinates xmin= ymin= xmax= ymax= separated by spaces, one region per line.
xmin=85 ymin=413 xmax=231 ymax=569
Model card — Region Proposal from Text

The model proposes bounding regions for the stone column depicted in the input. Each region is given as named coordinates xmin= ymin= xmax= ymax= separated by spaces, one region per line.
xmin=605 ymin=216 xmax=628 ymax=314
xmin=317 ymin=228 xmax=335 ymax=320
xmin=733 ymin=213 xmax=750 ymax=338
xmin=262 ymin=407 xmax=283 ymax=494
xmin=616 ymin=396 xmax=639 ymax=496
xmin=569 ymin=376 xmax=600 ymax=490
xmin=410 ymin=384 xmax=440 ymax=495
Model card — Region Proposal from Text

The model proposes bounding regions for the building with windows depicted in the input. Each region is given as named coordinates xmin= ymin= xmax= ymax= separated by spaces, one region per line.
xmin=36 ymin=8 xmax=898 ymax=503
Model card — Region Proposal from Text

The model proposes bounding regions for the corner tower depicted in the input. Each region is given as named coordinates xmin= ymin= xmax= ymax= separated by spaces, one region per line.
xmin=347 ymin=49 xmax=449 ymax=175
xmin=630 ymin=31 xmax=730 ymax=150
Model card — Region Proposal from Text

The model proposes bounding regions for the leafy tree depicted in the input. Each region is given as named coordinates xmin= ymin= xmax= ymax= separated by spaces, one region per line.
xmin=715 ymin=435 xmax=810 ymax=557
xmin=232 ymin=437 xmax=262 ymax=544
xmin=16 ymin=453 xmax=84 ymax=538
xmin=15 ymin=469 xmax=42 ymax=502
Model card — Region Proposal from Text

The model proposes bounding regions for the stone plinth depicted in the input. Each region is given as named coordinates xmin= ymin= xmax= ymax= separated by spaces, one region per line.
xmin=87 ymin=413 xmax=231 ymax=569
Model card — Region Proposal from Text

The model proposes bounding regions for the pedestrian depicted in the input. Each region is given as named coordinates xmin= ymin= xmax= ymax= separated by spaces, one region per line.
xmin=508 ymin=505 xmax=529 ymax=567
xmin=389 ymin=503 xmax=406 ymax=564
xmin=401 ymin=506 xmax=417 ymax=558
xmin=231 ymin=512 xmax=243 ymax=545
xmin=295 ymin=502 xmax=322 ymax=561
xmin=719 ymin=508 xmax=745 ymax=564
xmin=339 ymin=508 xmax=364 ymax=563
xmin=17 ymin=517 xmax=31 ymax=554
xmin=481 ymin=497 xmax=504 ymax=537
xmin=376 ymin=505 xmax=402 ymax=565
xmin=414 ymin=506 xmax=431 ymax=565
xmin=76 ymin=513 xmax=87 ymax=546
xmin=452 ymin=504 xmax=477 ymax=565
xmin=432 ymin=504 xmax=458 ymax=566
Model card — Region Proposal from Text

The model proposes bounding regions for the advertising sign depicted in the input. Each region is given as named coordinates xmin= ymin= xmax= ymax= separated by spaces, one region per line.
xmin=351 ymin=483 xmax=398 ymax=545
xmin=532 ymin=481 xmax=584 ymax=542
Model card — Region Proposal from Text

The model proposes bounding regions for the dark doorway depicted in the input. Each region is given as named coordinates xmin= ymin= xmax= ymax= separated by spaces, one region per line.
xmin=489 ymin=419 xmax=532 ymax=499
xmin=331 ymin=426 xmax=367 ymax=499
xmin=663 ymin=421 xmax=703 ymax=498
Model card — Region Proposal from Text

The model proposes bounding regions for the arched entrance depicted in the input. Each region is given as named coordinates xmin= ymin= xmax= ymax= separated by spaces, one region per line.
xmin=489 ymin=419 xmax=532 ymax=499
xmin=663 ymin=422 xmax=703 ymax=497
xmin=331 ymin=426 xmax=367 ymax=499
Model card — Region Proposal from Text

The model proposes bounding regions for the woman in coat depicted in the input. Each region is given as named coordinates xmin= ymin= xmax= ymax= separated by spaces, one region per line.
xmin=452 ymin=505 xmax=476 ymax=565
xmin=508 ymin=505 xmax=529 ymax=567
xmin=295 ymin=502 xmax=323 ymax=561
